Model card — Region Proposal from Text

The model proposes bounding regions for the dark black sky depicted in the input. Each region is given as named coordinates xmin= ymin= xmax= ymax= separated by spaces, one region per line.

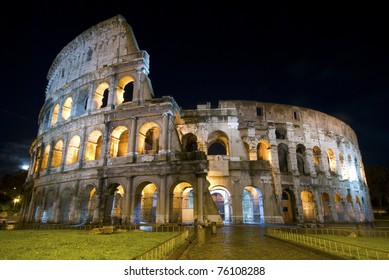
xmin=1 ymin=1 xmax=388 ymax=175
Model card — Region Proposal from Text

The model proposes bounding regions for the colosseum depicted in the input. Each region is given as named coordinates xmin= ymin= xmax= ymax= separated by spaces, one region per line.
xmin=20 ymin=15 xmax=373 ymax=226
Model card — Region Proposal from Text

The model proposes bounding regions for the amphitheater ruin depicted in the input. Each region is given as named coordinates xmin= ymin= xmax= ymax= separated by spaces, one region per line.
xmin=20 ymin=15 xmax=373 ymax=226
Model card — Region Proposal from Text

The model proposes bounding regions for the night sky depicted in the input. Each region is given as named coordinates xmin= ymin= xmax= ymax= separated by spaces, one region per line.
xmin=1 ymin=1 xmax=388 ymax=176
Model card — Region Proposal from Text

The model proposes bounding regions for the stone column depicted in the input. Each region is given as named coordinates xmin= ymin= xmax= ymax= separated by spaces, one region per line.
xmin=102 ymin=123 xmax=111 ymax=166
xmin=78 ymin=127 xmax=87 ymax=168
xmin=196 ymin=174 xmax=205 ymax=224
xmin=161 ymin=113 xmax=170 ymax=155
xmin=128 ymin=117 xmax=137 ymax=161
xmin=121 ymin=176 xmax=133 ymax=225
xmin=156 ymin=175 xmax=167 ymax=224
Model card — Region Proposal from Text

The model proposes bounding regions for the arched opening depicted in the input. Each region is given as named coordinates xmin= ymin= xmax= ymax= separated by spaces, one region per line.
xmin=346 ymin=194 xmax=356 ymax=222
xmin=313 ymin=146 xmax=321 ymax=172
xmin=51 ymin=140 xmax=64 ymax=167
xmin=242 ymin=186 xmax=264 ymax=223
xmin=65 ymin=135 xmax=81 ymax=165
xmin=138 ymin=122 xmax=160 ymax=155
xmin=116 ymin=76 xmax=135 ymax=104
xmin=42 ymin=190 xmax=55 ymax=223
xmin=210 ymin=186 xmax=232 ymax=223
xmin=301 ymin=190 xmax=315 ymax=221
xmin=335 ymin=193 xmax=345 ymax=222
xmin=85 ymin=130 xmax=103 ymax=161
xmin=62 ymin=97 xmax=72 ymax=121
xmin=257 ymin=140 xmax=271 ymax=162
xmin=321 ymin=193 xmax=332 ymax=223
xmin=171 ymin=182 xmax=194 ymax=224
xmin=59 ymin=188 xmax=73 ymax=224
xmin=41 ymin=145 xmax=50 ymax=170
xmin=207 ymin=130 xmax=229 ymax=155
xmin=33 ymin=192 xmax=43 ymax=222
xmin=51 ymin=104 xmax=60 ymax=126
xmin=134 ymin=182 xmax=158 ymax=224
xmin=282 ymin=190 xmax=296 ymax=223
xmin=327 ymin=148 xmax=336 ymax=173
xmin=78 ymin=186 xmax=96 ymax=224
xmin=93 ymin=82 xmax=110 ymax=110
xmin=182 ymin=133 xmax=198 ymax=152
xmin=109 ymin=126 xmax=129 ymax=157
xmin=355 ymin=196 xmax=365 ymax=222
xmin=277 ymin=143 xmax=289 ymax=172
xmin=103 ymin=184 xmax=124 ymax=225
xmin=296 ymin=144 xmax=306 ymax=174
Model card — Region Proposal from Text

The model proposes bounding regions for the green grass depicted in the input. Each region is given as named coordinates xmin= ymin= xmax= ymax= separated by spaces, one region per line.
xmin=0 ymin=229 xmax=179 ymax=260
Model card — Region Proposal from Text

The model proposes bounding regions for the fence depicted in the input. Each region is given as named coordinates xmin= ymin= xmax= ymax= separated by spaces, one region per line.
xmin=266 ymin=227 xmax=389 ymax=260
xmin=132 ymin=229 xmax=192 ymax=260
xmin=285 ymin=227 xmax=389 ymax=238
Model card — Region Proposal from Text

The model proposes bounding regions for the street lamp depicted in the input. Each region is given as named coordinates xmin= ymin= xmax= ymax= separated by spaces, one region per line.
xmin=13 ymin=196 xmax=20 ymax=211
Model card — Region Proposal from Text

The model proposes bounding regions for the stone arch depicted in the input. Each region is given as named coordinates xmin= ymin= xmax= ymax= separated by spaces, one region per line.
xmin=282 ymin=189 xmax=296 ymax=223
xmin=182 ymin=133 xmax=198 ymax=152
xmin=346 ymin=193 xmax=356 ymax=222
xmin=41 ymin=145 xmax=50 ymax=170
xmin=327 ymin=148 xmax=336 ymax=173
xmin=170 ymin=182 xmax=194 ymax=224
xmin=138 ymin=122 xmax=160 ymax=155
xmin=134 ymin=182 xmax=158 ymax=224
xmin=355 ymin=195 xmax=365 ymax=222
xmin=65 ymin=135 xmax=81 ymax=165
xmin=103 ymin=183 xmax=124 ymax=225
xmin=51 ymin=104 xmax=60 ymax=126
xmin=277 ymin=143 xmax=289 ymax=172
xmin=116 ymin=76 xmax=135 ymax=104
xmin=93 ymin=82 xmax=110 ymax=110
xmin=62 ymin=96 xmax=72 ymax=121
xmin=85 ymin=130 xmax=103 ymax=161
xmin=313 ymin=146 xmax=322 ymax=171
xmin=335 ymin=193 xmax=346 ymax=222
xmin=210 ymin=186 xmax=232 ymax=223
xmin=78 ymin=185 xmax=97 ymax=224
xmin=58 ymin=187 xmax=73 ymax=224
xmin=257 ymin=140 xmax=271 ymax=162
xmin=109 ymin=126 xmax=129 ymax=157
xmin=242 ymin=186 xmax=264 ymax=223
xmin=296 ymin=144 xmax=307 ymax=174
xmin=51 ymin=140 xmax=64 ymax=167
xmin=207 ymin=130 xmax=229 ymax=155
xmin=321 ymin=192 xmax=332 ymax=222
xmin=42 ymin=189 xmax=55 ymax=223
xmin=33 ymin=191 xmax=43 ymax=222
xmin=301 ymin=190 xmax=316 ymax=221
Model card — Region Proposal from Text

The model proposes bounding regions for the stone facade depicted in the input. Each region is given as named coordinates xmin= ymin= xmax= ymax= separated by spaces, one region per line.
xmin=20 ymin=15 xmax=373 ymax=226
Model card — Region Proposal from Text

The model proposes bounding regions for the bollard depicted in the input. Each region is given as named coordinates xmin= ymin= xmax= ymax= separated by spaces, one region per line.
xmin=211 ymin=222 xmax=217 ymax=234
xmin=197 ymin=225 xmax=205 ymax=245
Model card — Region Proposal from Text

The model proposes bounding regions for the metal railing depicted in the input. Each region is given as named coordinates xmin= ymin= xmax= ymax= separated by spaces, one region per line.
xmin=267 ymin=227 xmax=389 ymax=260
xmin=288 ymin=227 xmax=389 ymax=238
xmin=132 ymin=229 xmax=192 ymax=260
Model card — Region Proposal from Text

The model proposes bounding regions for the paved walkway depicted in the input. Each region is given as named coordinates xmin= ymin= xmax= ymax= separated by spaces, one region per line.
xmin=179 ymin=224 xmax=333 ymax=260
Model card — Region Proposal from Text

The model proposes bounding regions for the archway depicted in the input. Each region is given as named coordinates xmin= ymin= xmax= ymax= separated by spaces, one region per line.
xmin=242 ymin=186 xmax=264 ymax=223
xmin=335 ymin=193 xmax=345 ymax=222
xmin=346 ymin=194 xmax=356 ymax=222
xmin=103 ymin=184 xmax=124 ymax=225
xmin=85 ymin=130 xmax=103 ymax=161
xmin=138 ymin=122 xmax=160 ymax=155
xmin=301 ymin=190 xmax=315 ymax=221
xmin=171 ymin=182 xmax=194 ymax=224
xmin=257 ymin=140 xmax=271 ymax=162
xmin=321 ymin=193 xmax=332 ymax=222
xmin=42 ymin=190 xmax=55 ymax=223
xmin=59 ymin=188 xmax=73 ymax=224
xmin=210 ymin=186 xmax=232 ymax=223
xmin=207 ymin=130 xmax=229 ymax=155
xmin=66 ymin=135 xmax=81 ymax=164
xmin=282 ymin=190 xmax=296 ymax=223
xmin=182 ymin=133 xmax=198 ymax=152
xmin=355 ymin=196 xmax=365 ymax=222
xmin=109 ymin=126 xmax=129 ymax=157
xmin=134 ymin=182 xmax=158 ymax=224
xmin=78 ymin=185 xmax=96 ymax=224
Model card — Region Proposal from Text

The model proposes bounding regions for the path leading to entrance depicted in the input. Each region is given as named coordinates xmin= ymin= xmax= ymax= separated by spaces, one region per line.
xmin=179 ymin=224 xmax=333 ymax=260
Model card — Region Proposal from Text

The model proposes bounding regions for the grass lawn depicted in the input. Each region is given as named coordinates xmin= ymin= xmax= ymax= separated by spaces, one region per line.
xmin=0 ymin=229 xmax=180 ymax=260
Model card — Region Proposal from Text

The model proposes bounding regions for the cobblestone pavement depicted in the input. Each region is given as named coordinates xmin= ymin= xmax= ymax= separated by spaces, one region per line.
xmin=179 ymin=224 xmax=333 ymax=260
